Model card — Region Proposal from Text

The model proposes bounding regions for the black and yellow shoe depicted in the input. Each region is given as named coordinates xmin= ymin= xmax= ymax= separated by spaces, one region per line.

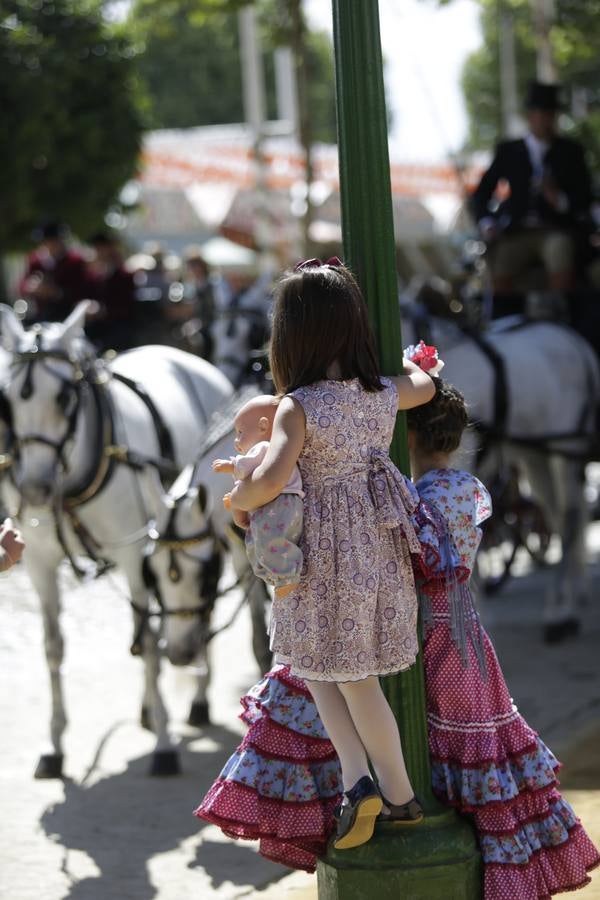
xmin=332 ymin=776 xmax=383 ymax=850
xmin=377 ymin=794 xmax=423 ymax=826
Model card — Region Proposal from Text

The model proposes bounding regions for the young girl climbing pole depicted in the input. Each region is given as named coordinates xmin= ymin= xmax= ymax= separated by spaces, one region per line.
xmin=196 ymin=369 xmax=600 ymax=899
xmin=215 ymin=259 xmax=434 ymax=849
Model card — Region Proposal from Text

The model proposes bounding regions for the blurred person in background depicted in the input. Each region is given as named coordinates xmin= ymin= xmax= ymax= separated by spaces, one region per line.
xmin=210 ymin=264 xmax=273 ymax=387
xmin=171 ymin=246 xmax=217 ymax=360
xmin=18 ymin=222 xmax=88 ymax=323
xmin=86 ymin=232 xmax=137 ymax=353
xmin=132 ymin=241 xmax=171 ymax=344
xmin=471 ymin=81 xmax=593 ymax=318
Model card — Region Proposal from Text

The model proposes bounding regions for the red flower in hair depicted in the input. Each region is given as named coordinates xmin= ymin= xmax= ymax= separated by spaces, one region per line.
xmin=403 ymin=340 xmax=444 ymax=374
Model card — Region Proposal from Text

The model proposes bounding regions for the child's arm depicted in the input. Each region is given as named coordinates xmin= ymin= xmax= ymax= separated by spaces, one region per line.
xmin=212 ymin=459 xmax=235 ymax=474
xmin=230 ymin=398 xmax=305 ymax=512
xmin=388 ymin=359 xmax=435 ymax=410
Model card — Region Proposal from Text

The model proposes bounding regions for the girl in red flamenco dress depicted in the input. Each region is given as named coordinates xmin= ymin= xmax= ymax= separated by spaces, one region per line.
xmin=195 ymin=376 xmax=599 ymax=900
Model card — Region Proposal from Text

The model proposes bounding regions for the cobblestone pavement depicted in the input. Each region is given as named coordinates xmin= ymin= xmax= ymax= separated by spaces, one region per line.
xmin=1 ymin=526 xmax=599 ymax=900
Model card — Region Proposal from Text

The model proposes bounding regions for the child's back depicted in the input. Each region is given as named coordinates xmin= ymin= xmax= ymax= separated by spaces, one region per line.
xmin=271 ymin=377 xmax=422 ymax=683
xmin=291 ymin=378 xmax=397 ymax=477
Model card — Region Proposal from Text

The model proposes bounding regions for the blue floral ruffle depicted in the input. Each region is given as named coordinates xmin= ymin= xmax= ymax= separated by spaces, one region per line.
xmin=480 ymin=795 xmax=579 ymax=865
xmin=431 ymin=738 xmax=560 ymax=809
xmin=242 ymin=669 xmax=328 ymax=741
xmin=219 ymin=744 xmax=341 ymax=804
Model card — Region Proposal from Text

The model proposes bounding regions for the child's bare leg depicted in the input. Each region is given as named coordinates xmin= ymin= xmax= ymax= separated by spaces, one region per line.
xmin=338 ymin=677 xmax=413 ymax=806
xmin=307 ymin=681 xmax=371 ymax=790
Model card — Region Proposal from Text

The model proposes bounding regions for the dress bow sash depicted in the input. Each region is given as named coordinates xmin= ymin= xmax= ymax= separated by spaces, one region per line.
xmin=368 ymin=450 xmax=422 ymax=554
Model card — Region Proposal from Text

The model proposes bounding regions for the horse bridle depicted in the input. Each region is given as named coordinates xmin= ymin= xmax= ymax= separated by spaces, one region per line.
xmin=141 ymin=389 xmax=256 ymax=613
xmin=7 ymin=339 xmax=95 ymax=472
xmin=131 ymin=481 xmax=224 ymax=655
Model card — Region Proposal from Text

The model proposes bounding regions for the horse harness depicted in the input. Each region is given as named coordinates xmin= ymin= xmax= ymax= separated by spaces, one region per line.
xmin=466 ymin=321 xmax=597 ymax=465
xmin=130 ymin=391 xmax=261 ymax=653
xmin=406 ymin=306 xmax=597 ymax=463
xmin=0 ymin=336 xmax=182 ymax=577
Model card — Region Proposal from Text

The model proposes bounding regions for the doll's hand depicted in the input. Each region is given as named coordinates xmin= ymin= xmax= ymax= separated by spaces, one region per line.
xmin=212 ymin=458 xmax=234 ymax=474
xmin=0 ymin=518 xmax=25 ymax=569
xmin=223 ymin=492 xmax=232 ymax=510
xmin=232 ymin=507 xmax=250 ymax=530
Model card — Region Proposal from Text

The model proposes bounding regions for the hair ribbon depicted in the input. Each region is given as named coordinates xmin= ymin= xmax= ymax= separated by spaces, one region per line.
xmin=294 ymin=257 xmax=343 ymax=271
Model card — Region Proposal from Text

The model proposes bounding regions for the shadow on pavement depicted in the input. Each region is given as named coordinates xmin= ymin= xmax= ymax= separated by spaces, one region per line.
xmin=561 ymin=725 xmax=600 ymax=791
xmin=189 ymin=838 xmax=288 ymax=891
xmin=40 ymin=724 xmax=279 ymax=899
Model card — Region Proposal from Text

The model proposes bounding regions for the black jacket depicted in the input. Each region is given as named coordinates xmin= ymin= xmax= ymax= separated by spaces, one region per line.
xmin=470 ymin=136 xmax=592 ymax=232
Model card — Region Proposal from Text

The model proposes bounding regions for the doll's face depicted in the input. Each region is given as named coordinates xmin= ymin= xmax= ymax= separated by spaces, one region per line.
xmin=233 ymin=407 xmax=272 ymax=454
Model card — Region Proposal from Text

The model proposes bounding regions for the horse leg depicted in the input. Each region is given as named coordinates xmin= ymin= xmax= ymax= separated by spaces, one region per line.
xmin=187 ymin=642 xmax=211 ymax=727
xmin=26 ymin=557 xmax=67 ymax=778
xmin=522 ymin=451 xmax=587 ymax=641
xmin=247 ymin=576 xmax=272 ymax=675
xmin=547 ymin=456 xmax=589 ymax=631
xmin=229 ymin=536 xmax=271 ymax=675
xmin=128 ymin=582 xmax=180 ymax=776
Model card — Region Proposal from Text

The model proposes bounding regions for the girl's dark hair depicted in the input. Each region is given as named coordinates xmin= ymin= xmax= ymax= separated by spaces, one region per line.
xmin=269 ymin=264 xmax=384 ymax=394
xmin=406 ymin=379 xmax=468 ymax=454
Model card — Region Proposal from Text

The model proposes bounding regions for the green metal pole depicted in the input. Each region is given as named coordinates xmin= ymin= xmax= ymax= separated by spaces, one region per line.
xmin=317 ymin=3 xmax=482 ymax=897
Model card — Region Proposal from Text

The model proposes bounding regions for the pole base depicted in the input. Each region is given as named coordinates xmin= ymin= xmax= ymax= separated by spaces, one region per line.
xmin=317 ymin=807 xmax=482 ymax=900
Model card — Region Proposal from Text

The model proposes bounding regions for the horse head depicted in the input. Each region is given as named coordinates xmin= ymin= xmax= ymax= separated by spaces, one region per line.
xmin=0 ymin=302 xmax=96 ymax=505
xmin=146 ymin=464 xmax=223 ymax=667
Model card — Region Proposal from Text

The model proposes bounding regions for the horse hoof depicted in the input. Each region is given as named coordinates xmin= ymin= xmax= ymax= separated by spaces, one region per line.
xmin=149 ymin=750 xmax=181 ymax=777
xmin=187 ymin=701 xmax=210 ymax=728
xmin=140 ymin=706 xmax=152 ymax=731
xmin=34 ymin=753 xmax=64 ymax=779
xmin=543 ymin=618 xmax=580 ymax=644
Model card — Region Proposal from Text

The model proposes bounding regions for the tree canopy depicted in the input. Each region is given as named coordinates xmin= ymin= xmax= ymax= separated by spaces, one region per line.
xmin=461 ymin=0 xmax=600 ymax=172
xmin=128 ymin=0 xmax=337 ymax=142
xmin=0 ymin=0 xmax=142 ymax=251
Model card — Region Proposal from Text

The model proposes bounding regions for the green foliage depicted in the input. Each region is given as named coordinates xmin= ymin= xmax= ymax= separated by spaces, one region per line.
xmin=0 ymin=0 xmax=142 ymax=251
xmin=461 ymin=0 xmax=600 ymax=170
xmin=129 ymin=2 xmax=245 ymax=128
xmin=129 ymin=0 xmax=337 ymax=141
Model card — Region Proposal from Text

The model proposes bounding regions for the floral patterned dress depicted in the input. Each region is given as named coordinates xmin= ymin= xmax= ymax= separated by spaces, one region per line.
xmin=195 ymin=468 xmax=600 ymax=899
xmin=269 ymin=377 xmax=421 ymax=682
xmin=417 ymin=469 xmax=599 ymax=900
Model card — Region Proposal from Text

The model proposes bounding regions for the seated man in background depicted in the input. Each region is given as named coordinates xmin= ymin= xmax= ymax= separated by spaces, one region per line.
xmin=471 ymin=81 xmax=593 ymax=318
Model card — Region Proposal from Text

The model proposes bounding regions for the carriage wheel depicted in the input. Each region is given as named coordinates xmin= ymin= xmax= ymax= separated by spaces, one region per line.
xmin=478 ymin=492 xmax=552 ymax=594
xmin=518 ymin=502 xmax=552 ymax=565
xmin=478 ymin=515 xmax=521 ymax=595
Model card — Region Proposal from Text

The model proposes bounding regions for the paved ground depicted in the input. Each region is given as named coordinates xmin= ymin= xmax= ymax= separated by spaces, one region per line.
xmin=1 ymin=525 xmax=599 ymax=900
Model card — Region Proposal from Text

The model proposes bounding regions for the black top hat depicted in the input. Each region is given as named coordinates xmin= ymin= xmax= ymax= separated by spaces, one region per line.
xmin=525 ymin=80 xmax=564 ymax=111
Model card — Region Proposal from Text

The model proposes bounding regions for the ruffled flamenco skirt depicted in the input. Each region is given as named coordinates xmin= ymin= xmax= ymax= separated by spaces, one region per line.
xmin=195 ymin=633 xmax=599 ymax=897
xmin=425 ymin=587 xmax=599 ymax=900
xmin=194 ymin=665 xmax=341 ymax=872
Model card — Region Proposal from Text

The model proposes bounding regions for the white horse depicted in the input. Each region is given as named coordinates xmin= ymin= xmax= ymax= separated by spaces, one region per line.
xmin=0 ymin=302 xmax=233 ymax=778
xmin=145 ymin=392 xmax=271 ymax=725
xmin=402 ymin=307 xmax=600 ymax=637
